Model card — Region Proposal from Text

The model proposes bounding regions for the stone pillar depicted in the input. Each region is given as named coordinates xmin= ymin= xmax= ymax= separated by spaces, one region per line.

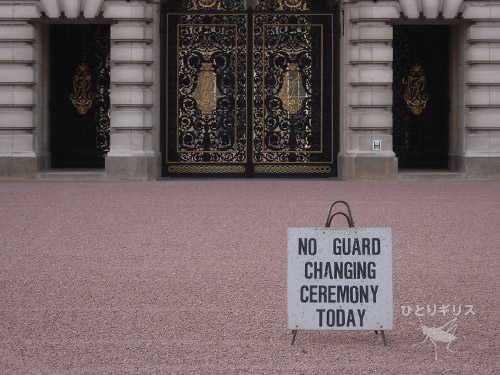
xmin=0 ymin=0 xmax=160 ymax=180
xmin=104 ymin=1 xmax=158 ymax=180
xmin=338 ymin=1 xmax=398 ymax=180
xmin=0 ymin=16 xmax=38 ymax=177
xmin=462 ymin=18 xmax=500 ymax=179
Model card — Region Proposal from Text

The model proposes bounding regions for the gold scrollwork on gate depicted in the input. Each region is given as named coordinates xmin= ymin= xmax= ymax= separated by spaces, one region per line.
xmin=403 ymin=64 xmax=428 ymax=115
xmin=168 ymin=165 xmax=245 ymax=173
xmin=191 ymin=0 xmax=223 ymax=10
xmin=69 ymin=64 xmax=94 ymax=115
xmin=277 ymin=0 xmax=309 ymax=11
xmin=254 ymin=165 xmax=331 ymax=174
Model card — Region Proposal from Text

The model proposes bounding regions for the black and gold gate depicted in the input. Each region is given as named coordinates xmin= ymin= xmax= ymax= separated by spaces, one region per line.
xmin=163 ymin=0 xmax=336 ymax=177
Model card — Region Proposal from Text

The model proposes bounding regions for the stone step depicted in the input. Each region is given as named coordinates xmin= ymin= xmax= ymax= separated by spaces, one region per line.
xmin=38 ymin=169 xmax=105 ymax=180
xmin=398 ymin=170 xmax=465 ymax=181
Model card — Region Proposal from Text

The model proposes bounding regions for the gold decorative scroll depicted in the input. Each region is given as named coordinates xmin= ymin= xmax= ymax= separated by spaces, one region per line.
xmin=278 ymin=63 xmax=307 ymax=114
xmin=191 ymin=0 xmax=223 ymax=10
xmin=168 ymin=165 xmax=245 ymax=173
xmin=277 ymin=0 xmax=309 ymax=11
xmin=193 ymin=63 xmax=219 ymax=114
xmin=70 ymin=64 xmax=94 ymax=115
xmin=403 ymin=64 xmax=428 ymax=115
xmin=254 ymin=165 xmax=331 ymax=174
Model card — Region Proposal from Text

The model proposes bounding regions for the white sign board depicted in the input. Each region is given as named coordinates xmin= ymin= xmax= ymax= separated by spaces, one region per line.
xmin=288 ymin=227 xmax=393 ymax=330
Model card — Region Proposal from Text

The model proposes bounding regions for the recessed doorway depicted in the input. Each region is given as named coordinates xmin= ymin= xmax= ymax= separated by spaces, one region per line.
xmin=49 ymin=24 xmax=110 ymax=168
xmin=393 ymin=25 xmax=450 ymax=169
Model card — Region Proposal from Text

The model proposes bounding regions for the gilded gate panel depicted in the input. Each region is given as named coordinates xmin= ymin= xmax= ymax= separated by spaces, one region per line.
xmin=252 ymin=13 xmax=333 ymax=168
xmin=166 ymin=13 xmax=247 ymax=167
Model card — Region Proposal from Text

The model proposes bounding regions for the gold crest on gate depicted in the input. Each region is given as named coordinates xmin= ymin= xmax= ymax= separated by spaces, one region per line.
xmin=278 ymin=64 xmax=307 ymax=114
xmin=193 ymin=63 xmax=219 ymax=115
xmin=277 ymin=0 xmax=309 ymax=11
xmin=190 ymin=0 xmax=223 ymax=10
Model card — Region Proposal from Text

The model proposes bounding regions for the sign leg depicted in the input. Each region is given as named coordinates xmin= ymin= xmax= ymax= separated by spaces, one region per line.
xmin=291 ymin=330 xmax=298 ymax=345
xmin=375 ymin=330 xmax=388 ymax=347
xmin=381 ymin=330 xmax=387 ymax=347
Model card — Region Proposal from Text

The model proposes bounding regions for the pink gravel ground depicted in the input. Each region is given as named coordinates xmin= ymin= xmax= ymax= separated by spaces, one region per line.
xmin=0 ymin=179 xmax=499 ymax=374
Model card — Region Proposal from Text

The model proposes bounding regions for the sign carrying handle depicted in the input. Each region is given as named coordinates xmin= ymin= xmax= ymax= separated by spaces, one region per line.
xmin=291 ymin=200 xmax=388 ymax=347
xmin=325 ymin=200 xmax=355 ymax=228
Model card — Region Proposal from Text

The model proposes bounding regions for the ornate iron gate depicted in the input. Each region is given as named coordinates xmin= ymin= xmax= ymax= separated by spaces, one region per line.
xmin=163 ymin=0 xmax=335 ymax=177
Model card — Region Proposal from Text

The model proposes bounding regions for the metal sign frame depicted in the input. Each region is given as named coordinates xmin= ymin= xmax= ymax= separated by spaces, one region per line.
xmin=289 ymin=201 xmax=390 ymax=347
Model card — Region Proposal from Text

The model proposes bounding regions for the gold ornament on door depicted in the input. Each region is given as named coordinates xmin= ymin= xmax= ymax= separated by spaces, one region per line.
xmin=403 ymin=64 xmax=429 ymax=115
xmin=69 ymin=64 xmax=94 ymax=115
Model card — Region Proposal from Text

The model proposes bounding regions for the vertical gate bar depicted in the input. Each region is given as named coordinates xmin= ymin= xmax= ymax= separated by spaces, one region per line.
xmin=160 ymin=6 xmax=167 ymax=176
xmin=247 ymin=6 xmax=254 ymax=176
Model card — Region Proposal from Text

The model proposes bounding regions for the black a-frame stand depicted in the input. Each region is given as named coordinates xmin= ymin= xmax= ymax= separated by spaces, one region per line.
xmin=291 ymin=200 xmax=388 ymax=347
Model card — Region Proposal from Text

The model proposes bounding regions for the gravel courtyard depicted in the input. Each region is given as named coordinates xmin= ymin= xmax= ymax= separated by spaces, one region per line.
xmin=1 ymin=179 xmax=499 ymax=374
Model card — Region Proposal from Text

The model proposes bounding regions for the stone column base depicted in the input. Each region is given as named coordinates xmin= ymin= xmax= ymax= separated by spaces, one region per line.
xmin=463 ymin=157 xmax=500 ymax=180
xmin=105 ymin=154 xmax=159 ymax=180
xmin=338 ymin=155 xmax=398 ymax=180
xmin=0 ymin=157 xmax=37 ymax=178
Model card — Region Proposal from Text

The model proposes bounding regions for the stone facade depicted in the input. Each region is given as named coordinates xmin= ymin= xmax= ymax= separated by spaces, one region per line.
xmin=339 ymin=0 xmax=500 ymax=179
xmin=0 ymin=0 xmax=158 ymax=179
xmin=0 ymin=0 xmax=499 ymax=180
